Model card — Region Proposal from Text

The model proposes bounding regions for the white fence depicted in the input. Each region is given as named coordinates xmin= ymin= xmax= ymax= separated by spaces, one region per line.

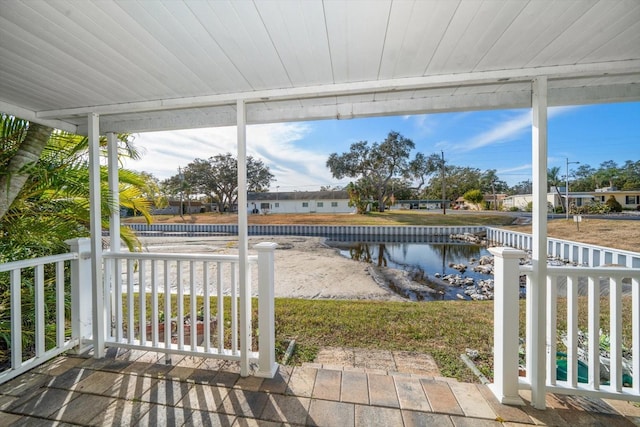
xmin=490 ymin=247 xmax=640 ymax=408
xmin=0 ymin=249 xmax=82 ymax=384
xmin=486 ymin=227 xmax=640 ymax=268
xmin=102 ymin=242 xmax=277 ymax=378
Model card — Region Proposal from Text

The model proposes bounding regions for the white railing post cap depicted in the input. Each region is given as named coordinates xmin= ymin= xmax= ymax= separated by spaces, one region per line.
xmin=254 ymin=242 xmax=278 ymax=251
xmin=488 ymin=247 xmax=526 ymax=259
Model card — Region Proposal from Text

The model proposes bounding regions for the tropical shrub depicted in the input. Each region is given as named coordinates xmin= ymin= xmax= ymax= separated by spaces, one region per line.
xmin=463 ymin=189 xmax=484 ymax=209
xmin=0 ymin=115 xmax=153 ymax=367
xmin=605 ymin=195 xmax=622 ymax=213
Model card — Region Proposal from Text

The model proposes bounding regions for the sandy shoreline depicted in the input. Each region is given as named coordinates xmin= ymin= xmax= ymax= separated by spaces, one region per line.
xmin=137 ymin=235 xmax=405 ymax=301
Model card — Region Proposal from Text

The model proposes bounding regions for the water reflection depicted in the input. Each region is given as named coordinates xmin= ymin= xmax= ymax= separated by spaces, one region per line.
xmin=327 ymin=240 xmax=493 ymax=301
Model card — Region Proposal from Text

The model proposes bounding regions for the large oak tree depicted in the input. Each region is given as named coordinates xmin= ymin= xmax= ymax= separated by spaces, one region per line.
xmin=326 ymin=131 xmax=415 ymax=213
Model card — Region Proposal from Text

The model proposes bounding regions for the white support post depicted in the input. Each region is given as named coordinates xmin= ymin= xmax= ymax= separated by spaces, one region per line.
xmin=237 ymin=99 xmax=250 ymax=376
xmin=107 ymin=132 xmax=120 ymax=251
xmin=106 ymin=132 xmax=119 ymax=341
xmin=488 ymin=247 xmax=526 ymax=405
xmin=255 ymin=242 xmax=278 ymax=378
xmin=529 ymin=77 xmax=548 ymax=409
xmin=88 ymin=113 xmax=105 ymax=358
xmin=66 ymin=238 xmax=93 ymax=353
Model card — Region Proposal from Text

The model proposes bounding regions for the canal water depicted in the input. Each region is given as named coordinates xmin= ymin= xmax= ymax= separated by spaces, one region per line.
xmin=326 ymin=238 xmax=493 ymax=301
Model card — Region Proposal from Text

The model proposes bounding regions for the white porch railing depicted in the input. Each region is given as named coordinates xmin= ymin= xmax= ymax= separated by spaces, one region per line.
xmin=486 ymin=227 xmax=640 ymax=268
xmin=0 ymin=238 xmax=277 ymax=385
xmin=102 ymin=242 xmax=277 ymax=378
xmin=0 ymin=238 xmax=92 ymax=385
xmin=490 ymin=247 xmax=640 ymax=408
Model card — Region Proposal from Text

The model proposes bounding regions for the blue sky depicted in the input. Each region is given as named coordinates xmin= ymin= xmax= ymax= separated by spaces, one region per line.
xmin=127 ymin=101 xmax=639 ymax=191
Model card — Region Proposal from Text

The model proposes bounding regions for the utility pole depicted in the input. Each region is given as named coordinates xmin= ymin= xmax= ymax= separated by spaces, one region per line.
xmin=441 ymin=151 xmax=446 ymax=215
xmin=178 ymin=166 xmax=184 ymax=220
xmin=565 ymin=158 xmax=580 ymax=220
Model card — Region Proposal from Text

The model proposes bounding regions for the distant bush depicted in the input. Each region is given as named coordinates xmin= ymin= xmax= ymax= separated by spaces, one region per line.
xmin=509 ymin=206 xmax=520 ymax=212
xmin=605 ymin=196 xmax=622 ymax=212
xmin=573 ymin=201 xmax=610 ymax=215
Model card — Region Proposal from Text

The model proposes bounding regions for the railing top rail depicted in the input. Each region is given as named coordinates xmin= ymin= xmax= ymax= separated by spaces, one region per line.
xmin=103 ymin=251 xmax=258 ymax=263
xmin=0 ymin=252 xmax=78 ymax=272
xmin=486 ymin=226 xmax=640 ymax=258
xmin=519 ymin=264 xmax=640 ymax=278
xmin=485 ymin=226 xmax=532 ymax=238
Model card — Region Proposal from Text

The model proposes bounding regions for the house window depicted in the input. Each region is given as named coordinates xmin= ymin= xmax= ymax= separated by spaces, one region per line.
xmin=302 ymin=202 xmax=308 ymax=207
xmin=260 ymin=203 xmax=270 ymax=209
xmin=317 ymin=202 xmax=323 ymax=207
xmin=275 ymin=202 xmax=279 ymax=208
xmin=626 ymin=195 xmax=639 ymax=204
xmin=331 ymin=202 xmax=338 ymax=207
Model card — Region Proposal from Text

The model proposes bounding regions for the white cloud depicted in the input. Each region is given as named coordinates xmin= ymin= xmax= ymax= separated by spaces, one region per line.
xmin=497 ymin=164 xmax=532 ymax=174
xmin=444 ymin=106 xmax=577 ymax=153
xmin=124 ymin=123 xmax=342 ymax=190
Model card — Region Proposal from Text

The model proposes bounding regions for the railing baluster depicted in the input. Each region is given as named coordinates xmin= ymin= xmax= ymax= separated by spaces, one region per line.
xmin=567 ymin=275 xmax=578 ymax=387
xmin=10 ymin=269 xmax=22 ymax=368
xmin=35 ymin=264 xmax=45 ymax=356
xmin=546 ymin=275 xmax=557 ymax=385
xmin=217 ymin=262 xmax=224 ymax=354
xmin=177 ymin=260 xmax=184 ymax=350
xmin=633 ymin=277 xmax=639 ymax=394
xmin=164 ymin=260 xmax=171 ymax=350
xmin=151 ymin=260 xmax=159 ymax=347
xmin=203 ymin=262 xmax=211 ymax=353
xmin=127 ymin=259 xmax=134 ymax=344
xmin=190 ymin=261 xmax=197 ymax=350
xmin=115 ymin=258 xmax=123 ymax=341
xmin=231 ymin=263 xmax=238 ymax=355
xmin=525 ymin=273 xmax=534 ymax=386
xmin=588 ymin=275 xmax=600 ymax=389
xmin=139 ymin=259 xmax=146 ymax=346
xmin=610 ymin=276 xmax=622 ymax=392
xmin=104 ymin=258 xmax=113 ymax=341
xmin=56 ymin=261 xmax=65 ymax=348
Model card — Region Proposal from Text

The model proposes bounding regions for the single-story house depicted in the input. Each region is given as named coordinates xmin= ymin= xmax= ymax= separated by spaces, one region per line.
xmin=454 ymin=194 xmax=507 ymax=210
xmin=247 ymin=191 xmax=355 ymax=214
xmin=503 ymin=187 xmax=640 ymax=211
xmin=150 ymin=200 xmax=207 ymax=215
xmin=590 ymin=188 xmax=640 ymax=210
xmin=389 ymin=199 xmax=449 ymax=210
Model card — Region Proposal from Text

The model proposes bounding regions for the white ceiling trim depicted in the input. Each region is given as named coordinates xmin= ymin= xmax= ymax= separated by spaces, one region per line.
xmin=0 ymin=100 xmax=78 ymax=133
xmin=37 ymin=60 xmax=640 ymax=120
xmin=68 ymin=82 xmax=639 ymax=135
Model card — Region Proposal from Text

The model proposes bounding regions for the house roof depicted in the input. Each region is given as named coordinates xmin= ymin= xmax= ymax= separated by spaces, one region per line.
xmin=1 ymin=1 xmax=639 ymax=135
xmin=248 ymin=191 xmax=349 ymax=201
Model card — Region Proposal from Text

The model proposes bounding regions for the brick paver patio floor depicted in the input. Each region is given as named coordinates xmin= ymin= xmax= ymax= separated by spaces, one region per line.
xmin=1 ymin=348 xmax=639 ymax=426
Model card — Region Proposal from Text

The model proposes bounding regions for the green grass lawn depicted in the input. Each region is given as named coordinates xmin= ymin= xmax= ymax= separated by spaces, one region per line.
xmin=275 ymin=296 xmax=633 ymax=383
xmin=274 ymin=298 xmax=495 ymax=383
xmin=121 ymin=293 xmax=633 ymax=384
